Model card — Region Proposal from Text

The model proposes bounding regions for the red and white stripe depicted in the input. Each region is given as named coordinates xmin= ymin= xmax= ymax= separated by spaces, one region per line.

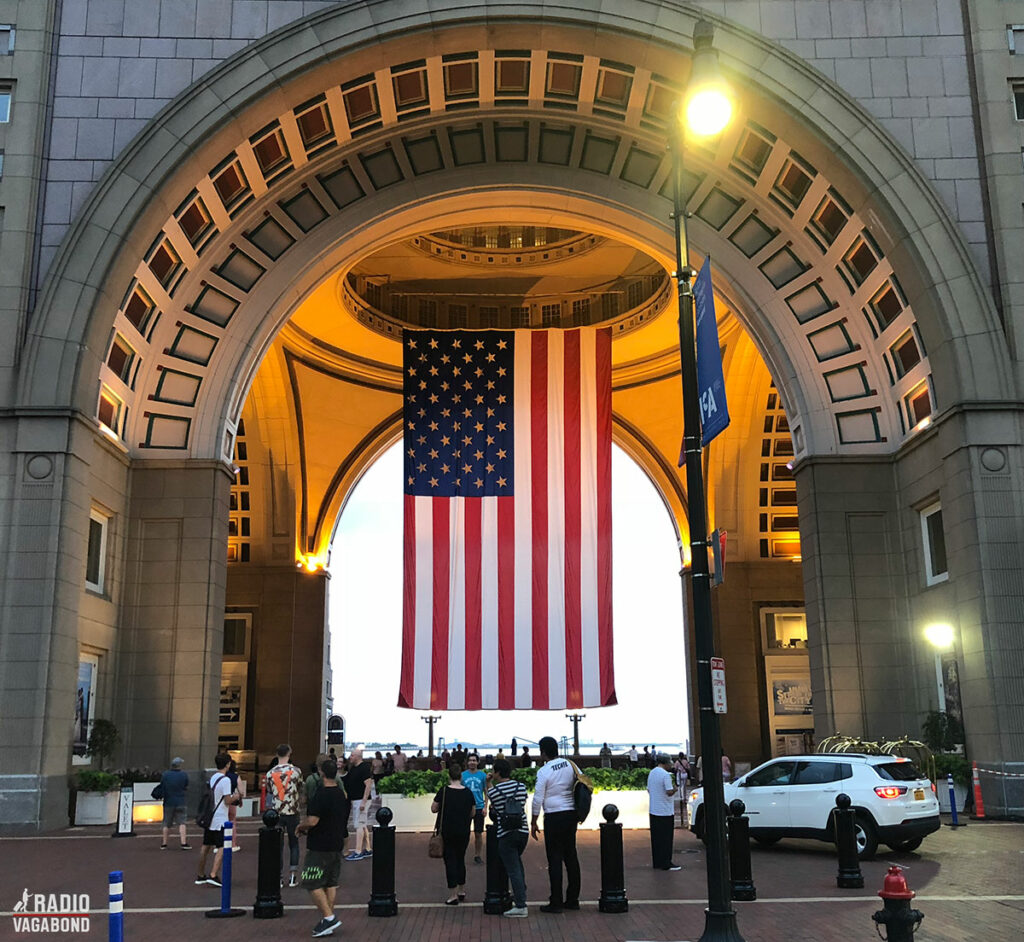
xmin=399 ymin=328 xmax=615 ymax=710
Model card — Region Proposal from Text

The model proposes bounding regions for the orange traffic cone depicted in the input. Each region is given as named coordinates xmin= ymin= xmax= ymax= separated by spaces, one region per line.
xmin=971 ymin=761 xmax=986 ymax=819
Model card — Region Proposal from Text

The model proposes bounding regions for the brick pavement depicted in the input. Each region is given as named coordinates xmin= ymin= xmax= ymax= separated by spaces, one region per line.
xmin=1 ymin=818 xmax=1021 ymax=940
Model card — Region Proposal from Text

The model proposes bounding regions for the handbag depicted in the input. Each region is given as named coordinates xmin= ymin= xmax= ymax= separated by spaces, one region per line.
xmin=151 ymin=782 xmax=165 ymax=800
xmin=428 ymin=786 xmax=446 ymax=858
xmin=569 ymin=761 xmax=593 ymax=824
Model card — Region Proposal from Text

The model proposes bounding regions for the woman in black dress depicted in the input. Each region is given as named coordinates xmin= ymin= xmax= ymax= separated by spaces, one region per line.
xmin=430 ymin=763 xmax=476 ymax=904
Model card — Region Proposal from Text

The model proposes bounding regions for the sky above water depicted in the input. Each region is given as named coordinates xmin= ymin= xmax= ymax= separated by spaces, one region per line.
xmin=329 ymin=442 xmax=691 ymax=753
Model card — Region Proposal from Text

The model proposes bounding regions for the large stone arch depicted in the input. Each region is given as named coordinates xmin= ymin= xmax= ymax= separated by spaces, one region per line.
xmin=8 ymin=1 xmax=1023 ymax=831
xmin=23 ymin=2 xmax=1008 ymax=452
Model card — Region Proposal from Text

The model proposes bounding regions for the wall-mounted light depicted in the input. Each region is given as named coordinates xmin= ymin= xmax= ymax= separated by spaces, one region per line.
xmin=924 ymin=622 xmax=955 ymax=649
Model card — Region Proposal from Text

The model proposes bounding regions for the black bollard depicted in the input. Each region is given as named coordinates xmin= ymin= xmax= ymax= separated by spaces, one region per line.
xmin=368 ymin=807 xmax=398 ymax=917
xmin=598 ymin=804 xmax=628 ymax=913
xmin=834 ymin=793 xmax=864 ymax=889
xmin=727 ymin=799 xmax=756 ymax=901
xmin=483 ymin=822 xmax=511 ymax=914
xmin=253 ymin=809 xmax=284 ymax=919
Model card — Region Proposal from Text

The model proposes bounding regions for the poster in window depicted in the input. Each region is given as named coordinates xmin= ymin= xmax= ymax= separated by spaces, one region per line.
xmin=772 ymin=678 xmax=813 ymax=716
xmin=73 ymin=658 xmax=97 ymax=760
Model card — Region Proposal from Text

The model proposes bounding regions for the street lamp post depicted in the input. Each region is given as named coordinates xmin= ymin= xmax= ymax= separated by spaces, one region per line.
xmin=566 ymin=713 xmax=586 ymax=757
xmin=672 ymin=20 xmax=744 ymax=942
xmin=421 ymin=714 xmax=441 ymax=757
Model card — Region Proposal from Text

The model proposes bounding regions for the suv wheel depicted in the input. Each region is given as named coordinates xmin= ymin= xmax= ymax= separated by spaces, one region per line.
xmin=887 ymin=837 xmax=922 ymax=853
xmin=753 ymin=835 xmax=780 ymax=846
xmin=854 ymin=814 xmax=878 ymax=859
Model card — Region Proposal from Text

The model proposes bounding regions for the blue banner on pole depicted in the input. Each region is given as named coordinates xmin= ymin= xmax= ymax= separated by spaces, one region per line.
xmin=693 ymin=259 xmax=730 ymax=446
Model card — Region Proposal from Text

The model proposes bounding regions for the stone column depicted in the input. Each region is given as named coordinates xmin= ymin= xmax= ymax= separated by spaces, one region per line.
xmin=117 ymin=461 xmax=232 ymax=773
xmin=0 ymin=414 xmax=103 ymax=830
xmin=225 ymin=566 xmax=329 ymax=765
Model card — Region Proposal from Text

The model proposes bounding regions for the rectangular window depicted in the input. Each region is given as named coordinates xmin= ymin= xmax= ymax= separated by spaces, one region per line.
xmin=921 ymin=501 xmax=948 ymax=585
xmin=223 ymin=613 xmax=252 ymax=659
xmin=0 ymin=150 xmax=4 ymax=177
xmin=1014 ymin=83 xmax=1024 ymax=121
xmin=86 ymin=509 xmax=109 ymax=592
xmin=0 ymin=25 xmax=13 ymax=54
xmin=0 ymin=87 xmax=11 ymax=122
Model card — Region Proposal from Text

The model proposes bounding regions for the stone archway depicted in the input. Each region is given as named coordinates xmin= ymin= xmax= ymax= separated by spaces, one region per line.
xmin=7 ymin=2 xmax=1018 ymax=829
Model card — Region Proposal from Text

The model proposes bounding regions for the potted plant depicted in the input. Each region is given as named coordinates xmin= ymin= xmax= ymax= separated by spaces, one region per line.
xmin=73 ymin=770 xmax=121 ymax=825
xmin=85 ymin=719 xmax=120 ymax=770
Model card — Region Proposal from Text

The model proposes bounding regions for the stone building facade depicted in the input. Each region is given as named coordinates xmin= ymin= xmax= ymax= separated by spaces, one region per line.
xmin=1 ymin=1 xmax=1023 ymax=829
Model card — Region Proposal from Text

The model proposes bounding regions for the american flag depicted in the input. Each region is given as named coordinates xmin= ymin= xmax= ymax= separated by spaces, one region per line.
xmin=398 ymin=328 xmax=616 ymax=711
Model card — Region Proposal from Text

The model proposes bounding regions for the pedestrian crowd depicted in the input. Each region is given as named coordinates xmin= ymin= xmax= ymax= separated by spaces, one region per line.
xmin=152 ymin=737 xmax=718 ymax=935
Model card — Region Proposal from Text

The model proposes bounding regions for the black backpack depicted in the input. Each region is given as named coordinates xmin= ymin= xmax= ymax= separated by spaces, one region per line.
xmin=195 ymin=773 xmax=225 ymax=829
xmin=499 ymin=790 xmax=525 ymax=831
xmin=570 ymin=762 xmax=593 ymax=824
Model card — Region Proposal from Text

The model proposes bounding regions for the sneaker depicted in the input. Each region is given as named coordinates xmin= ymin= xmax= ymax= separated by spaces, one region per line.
xmin=312 ymin=915 xmax=341 ymax=937
xmin=344 ymin=852 xmax=361 ymax=861
xmin=194 ymin=876 xmax=208 ymax=885
xmin=563 ymin=900 xmax=580 ymax=910
xmin=160 ymin=843 xmax=167 ymax=850
xmin=289 ymin=872 xmax=299 ymax=887
xmin=206 ymin=876 xmax=222 ymax=888
xmin=539 ymin=903 xmax=564 ymax=914
xmin=503 ymin=906 xmax=528 ymax=918
xmin=666 ymin=864 xmax=682 ymax=872
xmin=181 ymin=843 xmax=192 ymax=850
xmin=361 ymin=849 xmax=373 ymax=858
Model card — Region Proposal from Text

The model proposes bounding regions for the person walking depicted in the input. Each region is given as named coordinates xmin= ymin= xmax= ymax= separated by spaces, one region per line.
xmin=306 ymin=754 xmax=327 ymax=809
xmin=157 ymin=756 xmax=190 ymax=850
xmin=519 ymin=745 xmax=530 ymax=767
xmin=530 ymin=736 xmax=580 ymax=913
xmin=722 ymin=753 xmax=734 ymax=783
xmin=225 ymin=758 xmax=243 ymax=852
xmin=648 ymin=754 xmax=681 ymax=871
xmin=265 ymin=743 xmax=303 ymax=887
xmin=343 ymin=746 xmax=374 ymax=861
xmin=431 ymin=764 xmax=476 ymax=904
xmin=392 ymin=745 xmax=407 ymax=773
xmin=297 ymin=757 xmax=349 ymax=938
xmin=461 ymin=753 xmax=488 ymax=864
xmin=195 ymin=753 xmax=237 ymax=887
xmin=673 ymin=752 xmax=691 ymax=826
xmin=487 ymin=758 xmax=529 ymax=917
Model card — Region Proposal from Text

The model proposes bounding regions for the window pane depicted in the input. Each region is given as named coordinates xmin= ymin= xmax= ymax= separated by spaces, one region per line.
xmin=86 ymin=518 xmax=103 ymax=586
xmin=926 ymin=509 xmax=947 ymax=576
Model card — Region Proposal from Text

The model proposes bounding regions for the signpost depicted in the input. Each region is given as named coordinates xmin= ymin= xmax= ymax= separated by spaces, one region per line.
xmin=711 ymin=657 xmax=728 ymax=714
xmin=112 ymin=786 xmax=135 ymax=838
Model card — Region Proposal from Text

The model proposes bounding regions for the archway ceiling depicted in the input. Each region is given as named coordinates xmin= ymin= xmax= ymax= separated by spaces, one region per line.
xmin=74 ymin=16 xmax=980 ymax=568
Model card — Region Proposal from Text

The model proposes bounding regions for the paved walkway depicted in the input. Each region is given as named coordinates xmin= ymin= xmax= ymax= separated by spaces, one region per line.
xmin=2 ymin=817 xmax=1021 ymax=940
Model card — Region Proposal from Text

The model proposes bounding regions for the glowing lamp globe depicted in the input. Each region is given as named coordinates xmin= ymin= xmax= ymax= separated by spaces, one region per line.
xmin=924 ymin=623 xmax=955 ymax=649
xmin=685 ymin=86 xmax=732 ymax=137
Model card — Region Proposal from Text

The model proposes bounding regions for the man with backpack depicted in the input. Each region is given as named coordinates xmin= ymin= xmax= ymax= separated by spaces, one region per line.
xmin=486 ymin=758 xmax=529 ymax=918
xmin=195 ymin=753 xmax=237 ymax=887
xmin=530 ymin=736 xmax=580 ymax=913
xmin=265 ymin=743 xmax=303 ymax=887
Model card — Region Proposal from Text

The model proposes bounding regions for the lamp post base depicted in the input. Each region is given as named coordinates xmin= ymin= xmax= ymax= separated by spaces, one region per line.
xmin=698 ymin=907 xmax=746 ymax=942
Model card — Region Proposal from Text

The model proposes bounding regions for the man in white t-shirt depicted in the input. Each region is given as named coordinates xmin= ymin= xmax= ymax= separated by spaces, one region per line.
xmin=530 ymin=736 xmax=580 ymax=913
xmin=629 ymin=745 xmax=639 ymax=767
xmin=196 ymin=753 xmax=237 ymax=887
xmin=647 ymin=754 xmax=680 ymax=871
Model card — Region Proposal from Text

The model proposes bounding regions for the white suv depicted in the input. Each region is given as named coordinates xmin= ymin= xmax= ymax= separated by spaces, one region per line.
xmin=687 ymin=754 xmax=940 ymax=858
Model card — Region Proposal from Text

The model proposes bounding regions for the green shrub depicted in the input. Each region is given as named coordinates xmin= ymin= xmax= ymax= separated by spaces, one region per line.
xmin=921 ymin=711 xmax=964 ymax=753
xmin=85 ymin=719 xmax=120 ymax=770
xmin=932 ymin=753 xmax=970 ymax=787
xmin=75 ymin=770 xmax=121 ymax=792
xmin=114 ymin=766 xmax=162 ymax=785
xmin=377 ymin=770 xmax=447 ymax=797
xmin=377 ymin=766 xmax=652 ymax=797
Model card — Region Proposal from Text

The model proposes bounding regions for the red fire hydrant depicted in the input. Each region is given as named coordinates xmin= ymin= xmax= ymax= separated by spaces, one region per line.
xmin=871 ymin=865 xmax=924 ymax=940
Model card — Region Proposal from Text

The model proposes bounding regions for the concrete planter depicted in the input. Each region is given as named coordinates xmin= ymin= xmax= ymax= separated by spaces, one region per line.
xmin=74 ymin=790 xmax=119 ymax=826
xmin=382 ymin=789 xmax=656 ymax=833
xmin=936 ymin=782 xmax=968 ymax=814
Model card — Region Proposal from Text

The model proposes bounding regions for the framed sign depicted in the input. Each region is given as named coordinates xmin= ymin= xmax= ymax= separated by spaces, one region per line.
xmin=72 ymin=655 xmax=99 ymax=765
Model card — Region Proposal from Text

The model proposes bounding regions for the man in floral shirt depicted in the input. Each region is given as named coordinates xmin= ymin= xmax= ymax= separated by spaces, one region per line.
xmin=266 ymin=743 xmax=303 ymax=887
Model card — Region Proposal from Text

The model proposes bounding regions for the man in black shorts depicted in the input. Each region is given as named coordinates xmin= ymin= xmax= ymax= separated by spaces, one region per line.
xmin=298 ymin=757 xmax=350 ymax=937
xmin=460 ymin=752 xmax=488 ymax=864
